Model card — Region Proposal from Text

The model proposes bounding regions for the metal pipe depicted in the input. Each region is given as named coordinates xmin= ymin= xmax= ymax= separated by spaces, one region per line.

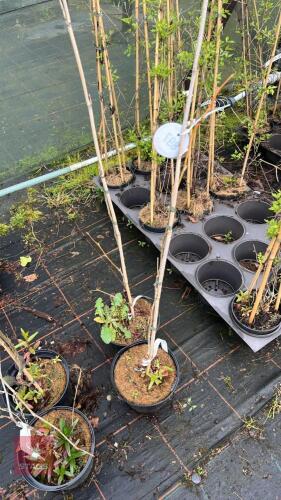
xmin=0 ymin=142 xmax=136 ymax=198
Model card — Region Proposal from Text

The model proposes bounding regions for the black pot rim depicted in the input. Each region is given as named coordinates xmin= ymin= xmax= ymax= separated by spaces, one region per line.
xmin=203 ymin=214 xmax=245 ymax=243
xmin=235 ymin=199 xmax=271 ymax=225
xmin=195 ymin=258 xmax=244 ymax=298
xmin=230 ymin=295 xmax=280 ymax=337
xmin=110 ymin=340 xmax=180 ymax=409
xmin=232 ymin=239 xmax=268 ymax=274
xmin=17 ymin=406 xmax=95 ymax=492
xmin=5 ymin=350 xmax=70 ymax=416
xmin=168 ymin=232 xmax=211 ymax=264
xmin=140 ymin=214 xmax=179 ymax=233
xmin=119 ymin=186 xmax=150 ymax=210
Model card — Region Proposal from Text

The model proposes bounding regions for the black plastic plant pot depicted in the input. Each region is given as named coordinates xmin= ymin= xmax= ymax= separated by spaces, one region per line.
xmin=4 ymin=350 xmax=71 ymax=417
xmin=236 ymin=200 xmax=272 ymax=224
xmin=120 ymin=187 xmax=150 ymax=209
xmin=132 ymin=158 xmax=152 ymax=177
xmin=230 ymin=296 xmax=280 ymax=337
xmin=261 ymin=133 xmax=281 ymax=165
xmin=233 ymin=240 xmax=268 ymax=273
xmin=110 ymin=296 xmax=159 ymax=349
xmin=17 ymin=406 xmax=95 ymax=492
xmin=140 ymin=211 xmax=179 ymax=233
xmin=204 ymin=215 xmax=244 ymax=244
xmin=110 ymin=340 xmax=180 ymax=414
xmin=169 ymin=233 xmax=211 ymax=264
xmin=196 ymin=259 xmax=243 ymax=297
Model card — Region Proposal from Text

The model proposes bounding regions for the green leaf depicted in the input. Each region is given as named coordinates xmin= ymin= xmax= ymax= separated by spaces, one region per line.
xmin=101 ymin=326 xmax=114 ymax=344
xmin=94 ymin=316 xmax=104 ymax=324
xmin=20 ymin=255 xmax=32 ymax=267
xmin=112 ymin=293 xmax=123 ymax=307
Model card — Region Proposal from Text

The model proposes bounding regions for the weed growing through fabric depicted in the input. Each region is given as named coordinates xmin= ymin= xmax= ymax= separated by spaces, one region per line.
xmin=94 ymin=293 xmax=131 ymax=344
xmin=266 ymin=385 xmax=281 ymax=420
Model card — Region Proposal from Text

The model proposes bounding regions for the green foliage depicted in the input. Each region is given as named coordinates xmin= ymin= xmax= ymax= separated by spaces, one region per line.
xmin=267 ymin=219 xmax=281 ymax=239
xmin=126 ymin=126 xmax=152 ymax=162
xmin=223 ymin=231 xmax=234 ymax=243
xmin=15 ymin=385 xmax=44 ymax=410
xmin=0 ymin=223 xmax=9 ymax=236
xmin=20 ymin=255 xmax=32 ymax=267
xmin=269 ymin=190 xmax=281 ymax=216
xmin=145 ymin=359 xmax=174 ymax=390
xmin=27 ymin=416 xmax=86 ymax=485
xmin=150 ymin=62 xmax=172 ymax=79
xmin=15 ymin=328 xmax=40 ymax=354
xmin=94 ymin=293 xmax=131 ymax=344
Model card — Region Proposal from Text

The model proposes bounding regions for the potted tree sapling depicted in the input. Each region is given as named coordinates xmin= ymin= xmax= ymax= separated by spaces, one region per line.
xmin=0 ymin=329 xmax=70 ymax=415
xmin=110 ymin=0 xmax=210 ymax=413
xmin=0 ymin=370 xmax=95 ymax=492
xmin=231 ymin=190 xmax=281 ymax=336
xmin=59 ymin=0 xmax=156 ymax=348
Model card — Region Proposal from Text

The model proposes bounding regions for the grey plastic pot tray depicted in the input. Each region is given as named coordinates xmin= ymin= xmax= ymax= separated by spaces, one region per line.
xmin=94 ymin=175 xmax=280 ymax=352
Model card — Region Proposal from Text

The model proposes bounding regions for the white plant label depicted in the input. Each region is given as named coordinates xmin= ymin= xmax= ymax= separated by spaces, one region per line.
xmin=19 ymin=424 xmax=41 ymax=459
xmin=153 ymin=122 xmax=189 ymax=159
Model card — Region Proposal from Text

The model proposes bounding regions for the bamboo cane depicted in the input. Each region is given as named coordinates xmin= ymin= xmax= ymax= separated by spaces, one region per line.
xmin=249 ymin=226 xmax=281 ymax=324
xmin=59 ymin=0 xmax=133 ymax=312
xmin=92 ymin=0 xmax=108 ymax=161
xmin=93 ymin=0 xmax=125 ymax=178
xmin=206 ymin=0 xmax=222 ymax=195
xmin=135 ymin=0 xmax=141 ymax=169
xmin=248 ymin=236 xmax=276 ymax=293
xmin=143 ymin=0 xmax=153 ymax=133
xmin=239 ymin=11 xmax=281 ymax=187
xmin=240 ymin=0 xmax=250 ymax=118
xmin=275 ymin=280 xmax=281 ymax=311
xmin=150 ymin=2 xmax=162 ymax=225
xmin=148 ymin=0 xmax=209 ymax=360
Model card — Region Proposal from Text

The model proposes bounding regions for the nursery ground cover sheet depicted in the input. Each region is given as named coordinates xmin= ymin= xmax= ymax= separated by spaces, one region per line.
xmin=0 ymin=197 xmax=281 ymax=499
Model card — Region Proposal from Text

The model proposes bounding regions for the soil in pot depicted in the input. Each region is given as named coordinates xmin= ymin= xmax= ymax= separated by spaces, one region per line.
xmin=12 ymin=356 xmax=67 ymax=413
xmin=176 ymin=189 xmax=213 ymax=218
xmin=233 ymin=291 xmax=281 ymax=332
xmin=25 ymin=408 xmax=92 ymax=487
xmin=133 ymin=158 xmax=152 ymax=173
xmin=211 ymin=174 xmax=247 ymax=199
xmin=105 ymin=168 xmax=134 ymax=187
xmin=114 ymin=298 xmax=152 ymax=346
xmin=139 ymin=201 xmax=173 ymax=230
xmin=114 ymin=343 xmax=176 ymax=405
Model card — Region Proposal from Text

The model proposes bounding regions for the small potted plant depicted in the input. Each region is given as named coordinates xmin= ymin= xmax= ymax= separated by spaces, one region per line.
xmin=1 ymin=329 xmax=70 ymax=415
xmin=17 ymin=405 xmax=95 ymax=492
xmin=127 ymin=127 xmax=155 ymax=177
xmin=139 ymin=199 xmax=179 ymax=233
xmin=110 ymin=340 xmax=179 ymax=413
xmin=94 ymin=293 xmax=154 ymax=347
xmin=210 ymin=173 xmax=248 ymax=199
xmin=231 ymin=190 xmax=281 ymax=335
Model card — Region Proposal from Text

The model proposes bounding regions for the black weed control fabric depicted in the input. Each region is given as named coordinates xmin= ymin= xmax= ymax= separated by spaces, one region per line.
xmin=0 ymin=198 xmax=281 ymax=499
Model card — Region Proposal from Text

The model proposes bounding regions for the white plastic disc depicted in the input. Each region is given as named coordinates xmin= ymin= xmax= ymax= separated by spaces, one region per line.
xmin=153 ymin=122 xmax=189 ymax=159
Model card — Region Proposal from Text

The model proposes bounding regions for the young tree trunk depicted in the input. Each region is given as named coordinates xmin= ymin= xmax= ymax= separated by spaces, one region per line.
xmin=59 ymin=0 xmax=133 ymax=312
xmin=148 ymin=0 xmax=210 ymax=360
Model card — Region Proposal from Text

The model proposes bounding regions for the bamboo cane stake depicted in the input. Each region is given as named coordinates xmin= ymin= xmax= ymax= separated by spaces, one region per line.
xmin=150 ymin=2 xmax=162 ymax=225
xmin=143 ymin=0 xmax=153 ymax=133
xmin=239 ymin=11 xmax=281 ymax=187
xmin=249 ymin=227 xmax=281 ymax=324
xmin=252 ymin=0 xmax=264 ymax=70
xmin=275 ymin=280 xmax=281 ymax=311
xmin=185 ymin=70 xmax=199 ymax=208
xmin=92 ymin=0 xmax=108 ymax=161
xmin=59 ymin=0 xmax=133 ymax=312
xmin=206 ymin=0 xmax=222 ymax=195
xmin=135 ymin=0 xmax=141 ymax=169
xmin=148 ymin=0 xmax=209 ymax=360
xmin=248 ymin=236 xmax=276 ymax=293
xmin=93 ymin=0 xmax=125 ymax=177
xmin=240 ymin=0 xmax=251 ymax=118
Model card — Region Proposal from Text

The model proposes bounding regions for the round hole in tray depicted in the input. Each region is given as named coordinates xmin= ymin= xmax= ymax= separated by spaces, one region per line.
xmin=204 ymin=215 xmax=244 ymax=244
xmin=169 ymin=233 xmax=210 ymax=263
xmin=120 ymin=187 xmax=150 ymax=209
xmin=266 ymin=133 xmax=281 ymax=152
xmin=236 ymin=200 xmax=272 ymax=224
xmin=196 ymin=260 xmax=243 ymax=297
xmin=234 ymin=240 xmax=268 ymax=273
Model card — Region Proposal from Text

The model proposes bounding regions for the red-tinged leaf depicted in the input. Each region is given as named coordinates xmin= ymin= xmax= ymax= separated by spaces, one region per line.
xmin=23 ymin=273 xmax=38 ymax=283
